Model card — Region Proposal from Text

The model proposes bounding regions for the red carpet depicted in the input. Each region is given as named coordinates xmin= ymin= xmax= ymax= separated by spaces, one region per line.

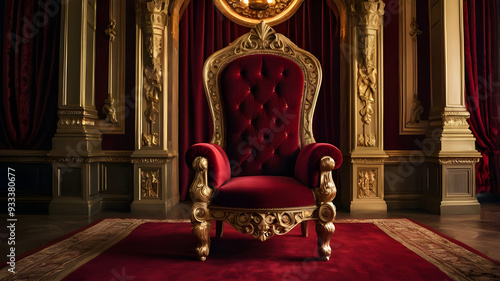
xmin=1 ymin=219 xmax=499 ymax=280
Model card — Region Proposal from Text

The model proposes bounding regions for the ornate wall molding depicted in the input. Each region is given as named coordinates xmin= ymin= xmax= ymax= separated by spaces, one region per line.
xmin=98 ymin=0 xmax=127 ymax=134
xmin=57 ymin=110 xmax=97 ymax=127
xmin=131 ymin=157 xmax=175 ymax=164
xmin=399 ymin=0 xmax=428 ymax=134
xmin=351 ymin=158 xmax=385 ymax=164
xmin=213 ymin=0 xmax=305 ymax=28
xmin=438 ymin=158 xmax=481 ymax=165
xmin=442 ymin=111 xmax=470 ymax=127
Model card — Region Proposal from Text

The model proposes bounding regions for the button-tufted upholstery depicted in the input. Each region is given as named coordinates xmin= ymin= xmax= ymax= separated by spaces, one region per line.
xmin=221 ymin=54 xmax=304 ymax=177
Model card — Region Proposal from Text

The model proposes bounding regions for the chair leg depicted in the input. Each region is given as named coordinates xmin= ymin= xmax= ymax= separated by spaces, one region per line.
xmin=215 ymin=220 xmax=224 ymax=238
xmin=315 ymin=220 xmax=335 ymax=261
xmin=192 ymin=220 xmax=212 ymax=261
xmin=301 ymin=221 xmax=308 ymax=237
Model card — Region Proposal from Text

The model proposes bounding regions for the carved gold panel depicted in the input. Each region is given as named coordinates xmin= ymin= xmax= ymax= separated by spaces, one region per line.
xmin=213 ymin=0 xmax=304 ymax=27
xmin=357 ymin=169 xmax=378 ymax=198
xmin=141 ymin=169 xmax=160 ymax=199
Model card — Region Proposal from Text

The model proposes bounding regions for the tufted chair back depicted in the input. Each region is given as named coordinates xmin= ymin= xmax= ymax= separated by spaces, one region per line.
xmin=221 ymin=54 xmax=304 ymax=177
xmin=203 ymin=22 xmax=322 ymax=178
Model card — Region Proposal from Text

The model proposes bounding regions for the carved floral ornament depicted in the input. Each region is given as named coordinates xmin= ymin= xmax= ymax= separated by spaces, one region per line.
xmin=213 ymin=0 xmax=305 ymax=27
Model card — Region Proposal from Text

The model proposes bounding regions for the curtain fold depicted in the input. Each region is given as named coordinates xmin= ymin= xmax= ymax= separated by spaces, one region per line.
xmin=179 ymin=1 xmax=340 ymax=200
xmin=0 ymin=0 xmax=60 ymax=150
xmin=463 ymin=0 xmax=500 ymax=194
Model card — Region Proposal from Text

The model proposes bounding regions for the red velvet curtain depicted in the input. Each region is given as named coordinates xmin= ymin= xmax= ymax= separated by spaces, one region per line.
xmin=464 ymin=0 xmax=500 ymax=194
xmin=0 ymin=0 xmax=60 ymax=150
xmin=179 ymin=1 xmax=340 ymax=199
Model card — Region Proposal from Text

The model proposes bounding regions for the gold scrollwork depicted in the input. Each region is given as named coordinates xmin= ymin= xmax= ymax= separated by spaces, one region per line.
xmin=210 ymin=208 xmax=315 ymax=242
xmin=141 ymin=169 xmax=160 ymax=199
xmin=203 ymin=21 xmax=322 ymax=148
xmin=357 ymin=169 xmax=377 ymax=198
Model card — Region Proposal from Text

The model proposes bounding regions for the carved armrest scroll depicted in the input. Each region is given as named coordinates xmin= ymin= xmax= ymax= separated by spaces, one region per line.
xmin=313 ymin=156 xmax=337 ymax=204
xmin=189 ymin=156 xmax=214 ymax=204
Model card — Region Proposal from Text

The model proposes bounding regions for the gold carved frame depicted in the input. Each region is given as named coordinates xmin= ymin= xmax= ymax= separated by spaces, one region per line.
xmin=190 ymin=22 xmax=337 ymax=261
xmin=202 ymin=21 xmax=322 ymax=148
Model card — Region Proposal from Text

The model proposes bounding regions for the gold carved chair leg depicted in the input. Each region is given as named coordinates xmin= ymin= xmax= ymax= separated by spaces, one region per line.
xmin=189 ymin=157 xmax=214 ymax=261
xmin=313 ymin=157 xmax=337 ymax=261
xmin=191 ymin=214 xmax=211 ymax=261
xmin=301 ymin=221 xmax=308 ymax=237
xmin=216 ymin=220 xmax=224 ymax=238
xmin=315 ymin=218 xmax=335 ymax=261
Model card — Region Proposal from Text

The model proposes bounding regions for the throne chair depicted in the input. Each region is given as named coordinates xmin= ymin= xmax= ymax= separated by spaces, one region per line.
xmin=186 ymin=21 xmax=343 ymax=261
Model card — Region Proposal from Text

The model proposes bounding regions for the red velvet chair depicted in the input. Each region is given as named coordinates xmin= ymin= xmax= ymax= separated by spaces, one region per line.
xmin=186 ymin=22 xmax=342 ymax=261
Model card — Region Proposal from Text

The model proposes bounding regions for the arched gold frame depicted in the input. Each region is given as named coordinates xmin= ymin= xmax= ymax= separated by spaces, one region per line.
xmin=202 ymin=21 xmax=322 ymax=149
xmin=213 ymin=0 xmax=305 ymax=27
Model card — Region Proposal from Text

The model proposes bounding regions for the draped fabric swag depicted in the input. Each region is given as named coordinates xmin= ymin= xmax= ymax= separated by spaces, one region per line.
xmin=464 ymin=0 xmax=500 ymax=194
xmin=179 ymin=1 xmax=341 ymax=200
xmin=0 ymin=0 xmax=60 ymax=150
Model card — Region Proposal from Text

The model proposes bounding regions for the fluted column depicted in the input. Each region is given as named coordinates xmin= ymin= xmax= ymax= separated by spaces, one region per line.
xmin=342 ymin=0 xmax=388 ymax=212
xmin=49 ymin=0 xmax=102 ymax=215
xmin=425 ymin=0 xmax=481 ymax=214
xmin=131 ymin=0 xmax=179 ymax=215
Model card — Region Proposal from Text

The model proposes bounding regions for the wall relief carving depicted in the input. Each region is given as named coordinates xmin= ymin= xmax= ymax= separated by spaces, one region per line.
xmin=357 ymin=169 xmax=377 ymax=198
xmin=141 ymin=169 xmax=160 ymax=199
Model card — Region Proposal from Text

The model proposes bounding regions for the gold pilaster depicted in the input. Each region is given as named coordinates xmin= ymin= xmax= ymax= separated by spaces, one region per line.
xmin=132 ymin=0 xmax=179 ymax=215
xmin=343 ymin=0 xmax=387 ymax=212
xmin=425 ymin=0 xmax=481 ymax=214
xmin=49 ymin=0 xmax=103 ymax=215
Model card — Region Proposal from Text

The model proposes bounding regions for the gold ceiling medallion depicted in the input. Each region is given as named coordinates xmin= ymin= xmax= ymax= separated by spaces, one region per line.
xmin=213 ymin=0 xmax=304 ymax=27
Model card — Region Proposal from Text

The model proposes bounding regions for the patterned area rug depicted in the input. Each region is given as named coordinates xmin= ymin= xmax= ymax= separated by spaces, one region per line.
xmin=1 ymin=218 xmax=499 ymax=280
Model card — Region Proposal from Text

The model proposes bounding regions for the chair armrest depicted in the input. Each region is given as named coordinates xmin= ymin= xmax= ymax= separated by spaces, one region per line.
xmin=294 ymin=143 xmax=342 ymax=188
xmin=186 ymin=143 xmax=231 ymax=189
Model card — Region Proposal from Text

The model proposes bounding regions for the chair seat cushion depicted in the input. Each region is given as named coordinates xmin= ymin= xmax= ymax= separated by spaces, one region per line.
xmin=210 ymin=176 xmax=315 ymax=209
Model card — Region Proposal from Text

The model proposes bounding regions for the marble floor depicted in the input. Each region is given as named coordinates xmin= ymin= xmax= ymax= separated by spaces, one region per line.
xmin=1 ymin=202 xmax=500 ymax=264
